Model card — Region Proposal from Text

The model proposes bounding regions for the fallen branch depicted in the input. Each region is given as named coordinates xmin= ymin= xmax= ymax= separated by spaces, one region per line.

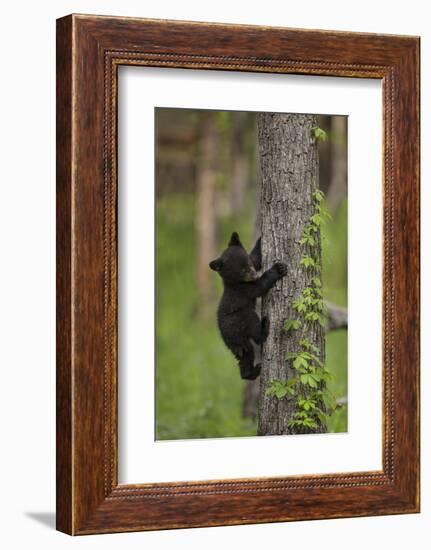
xmin=326 ymin=302 xmax=347 ymax=331
xmin=336 ymin=395 xmax=348 ymax=407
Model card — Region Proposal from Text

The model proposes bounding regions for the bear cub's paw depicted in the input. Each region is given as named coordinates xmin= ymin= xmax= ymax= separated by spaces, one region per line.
xmin=273 ymin=262 xmax=288 ymax=276
xmin=245 ymin=364 xmax=261 ymax=381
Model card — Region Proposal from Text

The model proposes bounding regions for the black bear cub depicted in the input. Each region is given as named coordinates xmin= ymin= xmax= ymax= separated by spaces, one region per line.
xmin=209 ymin=232 xmax=287 ymax=380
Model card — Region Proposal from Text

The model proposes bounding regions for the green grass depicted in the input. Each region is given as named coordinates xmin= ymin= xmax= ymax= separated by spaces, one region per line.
xmin=155 ymin=194 xmax=257 ymax=439
xmin=156 ymin=193 xmax=348 ymax=439
xmin=322 ymin=198 xmax=348 ymax=432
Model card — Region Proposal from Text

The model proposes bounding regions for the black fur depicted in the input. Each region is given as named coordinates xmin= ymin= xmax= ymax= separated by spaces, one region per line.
xmin=209 ymin=232 xmax=287 ymax=380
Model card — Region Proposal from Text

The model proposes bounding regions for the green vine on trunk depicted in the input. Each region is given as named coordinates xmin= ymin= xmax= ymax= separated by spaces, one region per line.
xmin=265 ymin=188 xmax=338 ymax=433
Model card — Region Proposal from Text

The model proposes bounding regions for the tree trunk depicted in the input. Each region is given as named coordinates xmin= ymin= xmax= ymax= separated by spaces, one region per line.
xmin=195 ymin=113 xmax=218 ymax=316
xmin=257 ymin=113 xmax=325 ymax=435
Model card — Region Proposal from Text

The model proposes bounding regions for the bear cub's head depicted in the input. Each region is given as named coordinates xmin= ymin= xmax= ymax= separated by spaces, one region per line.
xmin=209 ymin=232 xmax=258 ymax=284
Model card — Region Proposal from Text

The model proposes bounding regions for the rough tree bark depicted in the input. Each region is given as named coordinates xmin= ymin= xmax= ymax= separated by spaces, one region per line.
xmin=257 ymin=113 xmax=325 ymax=435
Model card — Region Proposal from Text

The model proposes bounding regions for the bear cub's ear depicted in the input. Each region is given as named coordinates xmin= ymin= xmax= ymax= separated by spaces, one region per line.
xmin=228 ymin=231 xmax=244 ymax=248
xmin=209 ymin=258 xmax=223 ymax=272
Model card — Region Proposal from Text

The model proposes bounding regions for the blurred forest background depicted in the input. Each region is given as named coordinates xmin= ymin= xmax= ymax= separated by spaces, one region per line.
xmin=155 ymin=108 xmax=347 ymax=440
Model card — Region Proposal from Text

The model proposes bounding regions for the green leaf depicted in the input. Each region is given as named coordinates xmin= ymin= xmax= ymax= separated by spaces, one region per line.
xmin=293 ymin=355 xmax=309 ymax=371
xmin=284 ymin=319 xmax=302 ymax=333
xmin=300 ymin=373 xmax=319 ymax=388
xmin=305 ymin=311 xmax=319 ymax=322
xmin=300 ymin=234 xmax=315 ymax=247
xmin=300 ymin=338 xmax=310 ymax=349
xmin=286 ymin=386 xmax=296 ymax=396
xmin=293 ymin=300 xmax=307 ymax=313
xmin=321 ymin=208 xmax=333 ymax=221
xmin=308 ymin=375 xmax=318 ymax=388
xmin=322 ymin=370 xmax=335 ymax=382
xmin=288 ymin=419 xmax=303 ymax=428
xmin=266 ymin=380 xmax=286 ymax=399
xmin=300 ymin=255 xmax=315 ymax=269
xmin=266 ymin=380 xmax=296 ymax=400
xmin=310 ymin=371 xmax=323 ymax=383
xmin=301 ymin=351 xmax=323 ymax=367
xmin=300 ymin=373 xmax=311 ymax=386
xmin=275 ymin=386 xmax=288 ymax=399
xmin=308 ymin=342 xmax=321 ymax=354
xmin=310 ymin=213 xmax=323 ymax=227
xmin=298 ymin=398 xmax=316 ymax=411
xmin=303 ymin=418 xmax=318 ymax=428
xmin=312 ymin=189 xmax=325 ymax=202
xmin=311 ymin=127 xmax=328 ymax=142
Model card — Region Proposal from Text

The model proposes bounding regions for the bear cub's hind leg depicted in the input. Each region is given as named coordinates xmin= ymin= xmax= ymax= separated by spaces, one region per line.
xmin=239 ymin=342 xmax=261 ymax=380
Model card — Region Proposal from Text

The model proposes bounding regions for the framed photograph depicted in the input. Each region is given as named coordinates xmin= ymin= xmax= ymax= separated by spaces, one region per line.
xmin=56 ymin=14 xmax=420 ymax=535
